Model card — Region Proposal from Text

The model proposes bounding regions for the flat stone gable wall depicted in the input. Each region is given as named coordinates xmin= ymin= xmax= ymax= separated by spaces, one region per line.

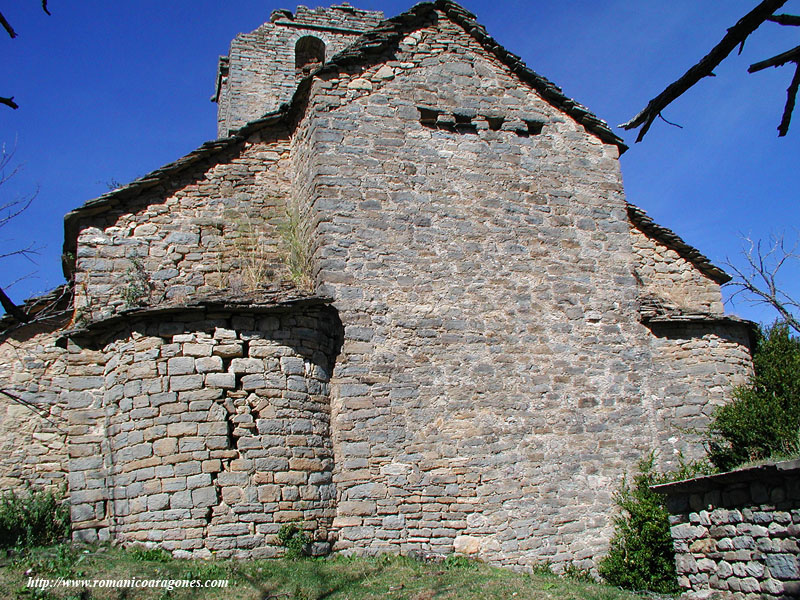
xmin=67 ymin=304 xmax=342 ymax=557
xmin=656 ymin=461 xmax=800 ymax=599
xmin=216 ymin=5 xmax=383 ymax=137
xmin=288 ymin=12 xmax=752 ymax=569
xmin=631 ymin=226 xmax=724 ymax=315
xmin=73 ymin=129 xmax=294 ymax=323
xmin=0 ymin=320 xmax=69 ymax=491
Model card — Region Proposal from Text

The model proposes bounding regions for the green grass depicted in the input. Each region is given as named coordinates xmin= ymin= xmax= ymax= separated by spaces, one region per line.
xmin=0 ymin=544 xmax=654 ymax=600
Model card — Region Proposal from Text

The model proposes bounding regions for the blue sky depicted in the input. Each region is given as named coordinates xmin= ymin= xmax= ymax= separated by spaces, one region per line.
xmin=0 ymin=0 xmax=798 ymax=326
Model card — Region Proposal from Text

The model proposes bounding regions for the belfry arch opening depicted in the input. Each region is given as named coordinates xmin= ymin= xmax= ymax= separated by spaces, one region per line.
xmin=295 ymin=36 xmax=325 ymax=77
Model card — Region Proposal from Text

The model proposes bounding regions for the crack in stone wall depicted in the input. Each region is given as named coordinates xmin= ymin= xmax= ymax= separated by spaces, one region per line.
xmin=67 ymin=305 xmax=342 ymax=558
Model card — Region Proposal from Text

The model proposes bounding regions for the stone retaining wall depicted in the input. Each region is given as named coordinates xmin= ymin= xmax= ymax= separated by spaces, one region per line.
xmin=654 ymin=460 xmax=800 ymax=599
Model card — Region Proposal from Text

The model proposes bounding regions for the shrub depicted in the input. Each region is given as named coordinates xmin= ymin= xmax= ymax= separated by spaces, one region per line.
xmin=598 ymin=453 xmax=708 ymax=594
xmin=706 ymin=322 xmax=800 ymax=470
xmin=277 ymin=522 xmax=310 ymax=559
xmin=0 ymin=486 xmax=70 ymax=549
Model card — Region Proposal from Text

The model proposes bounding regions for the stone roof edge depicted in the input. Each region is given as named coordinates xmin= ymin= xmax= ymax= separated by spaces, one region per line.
xmin=0 ymin=284 xmax=73 ymax=340
xmin=627 ymin=202 xmax=731 ymax=285
xmin=651 ymin=458 xmax=800 ymax=496
xmin=315 ymin=0 xmax=628 ymax=153
xmin=642 ymin=311 xmax=759 ymax=348
xmin=57 ymin=292 xmax=333 ymax=346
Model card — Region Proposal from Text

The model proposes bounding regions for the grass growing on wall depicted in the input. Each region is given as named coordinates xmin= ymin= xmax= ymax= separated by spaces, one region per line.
xmin=277 ymin=203 xmax=313 ymax=290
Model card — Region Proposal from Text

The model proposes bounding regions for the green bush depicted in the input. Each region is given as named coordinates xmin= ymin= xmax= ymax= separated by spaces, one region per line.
xmin=706 ymin=322 xmax=800 ymax=471
xmin=0 ymin=486 xmax=70 ymax=549
xmin=277 ymin=522 xmax=310 ymax=559
xmin=598 ymin=454 xmax=708 ymax=594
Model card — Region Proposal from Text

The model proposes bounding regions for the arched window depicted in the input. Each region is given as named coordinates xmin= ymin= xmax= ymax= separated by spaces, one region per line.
xmin=295 ymin=36 xmax=325 ymax=77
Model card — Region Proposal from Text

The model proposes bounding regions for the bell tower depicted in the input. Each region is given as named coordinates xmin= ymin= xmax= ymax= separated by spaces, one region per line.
xmin=212 ymin=3 xmax=383 ymax=138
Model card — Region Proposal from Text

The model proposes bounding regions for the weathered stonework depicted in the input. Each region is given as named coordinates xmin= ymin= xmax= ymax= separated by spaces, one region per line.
xmin=66 ymin=301 xmax=342 ymax=557
xmin=0 ymin=288 xmax=71 ymax=491
xmin=1 ymin=0 xmax=756 ymax=571
xmin=655 ymin=461 xmax=800 ymax=599
xmin=214 ymin=4 xmax=383 ymax=137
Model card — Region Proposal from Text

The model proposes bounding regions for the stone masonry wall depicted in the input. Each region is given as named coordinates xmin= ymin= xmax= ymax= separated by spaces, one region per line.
xmin=73 ymin=127 xmax=295 ymax=323
xmin=44 ymin=1 xmax=755 ymax=571
xmin=646 ymin=322 xmax=754 ymax=468
xmin=67 ymin=304 xmax=342 ymax=558
xmin=216 ymin=5 xmax=383 ymax=137
xmin=631 ymin=226 xmax=724 ymax=315
xmin=0 ymin=319 xmax=69 ymax=491
xmin=656 ymin=461 xmax=800 ymax=599
xmin=289 ymin=11 xmax=747 ymax=570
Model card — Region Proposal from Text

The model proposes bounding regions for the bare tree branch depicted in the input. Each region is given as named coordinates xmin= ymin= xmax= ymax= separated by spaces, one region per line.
xmin=726 ymin=233 xmax=800 ymax=334
xmin=0 ymin=11 xmax=18 ymax=38
xmin=778 ymin=61 xmax=800 ymax=136
xmin=0 ymin=285 xmax=30 ymax=322
xmin=767 ymin=13 xmax=800 ymax=25
xmin=621 ymin=0 xmax=790 ymax=141
xmin=0 ymin=146 xmax=39 ymax=322
xmin=749 ymin=44 xmax=800 ymax=71
xmin=2 ymin=4 xmax=52 ymax=109
xmin=0 ymin=245 xmax=39 ymax=261
xmin=0 ymin=389 xmax=66 ymax=432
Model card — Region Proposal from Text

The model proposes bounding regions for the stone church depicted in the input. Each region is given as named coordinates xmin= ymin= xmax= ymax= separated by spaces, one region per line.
xmin=0 ymin=1 xmax=754 ymax=570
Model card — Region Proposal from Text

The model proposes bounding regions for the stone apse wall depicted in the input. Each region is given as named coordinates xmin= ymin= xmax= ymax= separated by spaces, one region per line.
xmin=66 ymin=303 xmax=342 ymax=557
xmin=2 ymin=1 xmax=756 ymax=570
xmin=655 ymin=460 xmax=800 ymax=599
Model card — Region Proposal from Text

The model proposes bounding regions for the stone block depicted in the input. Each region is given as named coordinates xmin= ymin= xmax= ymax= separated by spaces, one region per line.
xmin=168 ymin=357 xmax=195 ymax=375
xmin=182 ymin=343 xmax=213 ymax=357
xmin=766 ymin=554 xmax=800 ymax=580
xmin=191 ymin=487 xmax=218 ymax=508
xmin=153 ymin=438 xmax=178 ymax=456
xmin=195 ymin=356 xmax=223 ymax=373
xmin=230 ymin=358 xmax=264 ymax=374
xmin=205 ymin=373 xmax=235 ymax=389
xmin=148 ymin=493 xmax=170 ymax=511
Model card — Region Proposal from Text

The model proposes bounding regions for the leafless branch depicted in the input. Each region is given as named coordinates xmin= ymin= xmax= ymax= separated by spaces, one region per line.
xmin=749 ymin=44 xmax=800 ymax=71
xmin=0 ymin=146 xmax=38 ymax=322
xmin=0 ymin=244 xmax=39 ymax=262
xmin=621 ymin=0 xmax=790 ymax=141
xmin=0 ymin=285 xmax=72 ymax=340
xmin=778 ymin=61 xmax=800 ymax=135
xmin=0 ymin=285 xmax=30 ymax=322
xmin=0 ymin=11 xmax=17 ymax=38
xmin=725 ymin=233 xmax=800 ymax=334
xmin=657 ymin=113 xmax=684 ymax=129
xmin=0 ymin=195 xmax=36 ymax=230
xmin=767 ymin=13 xmax=800 ymax=25
xmin=0 ymin=389 xmax=66 ymax=433
xmin=1 ymin=4 xmax=52 ymax=109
